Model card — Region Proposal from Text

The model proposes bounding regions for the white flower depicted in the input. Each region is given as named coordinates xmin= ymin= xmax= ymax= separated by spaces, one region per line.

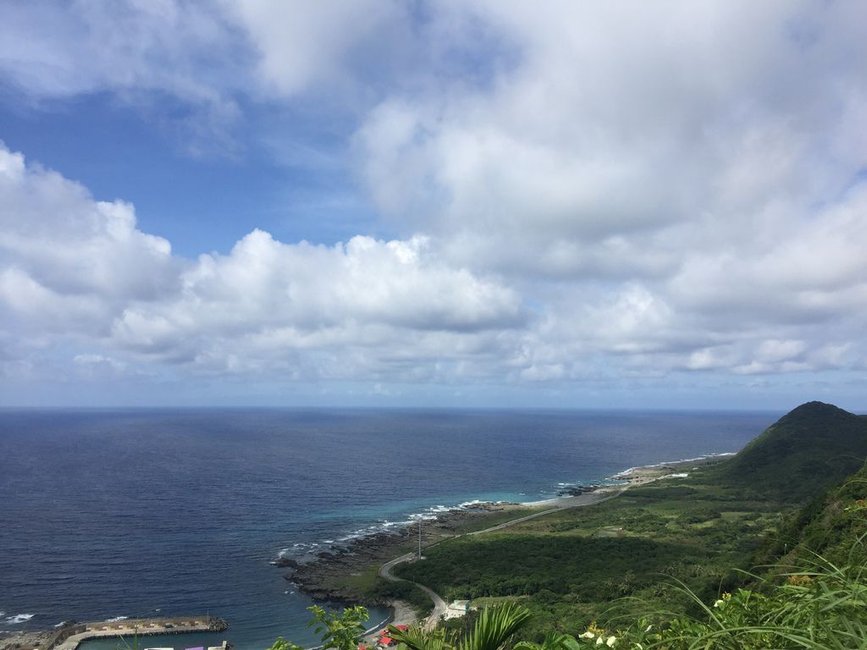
xmin=713 ymin=599 xmax=725 ymax=608
xmin=595 ymin=637 xmax=603 ymax=646
xmin=606 ymin=636 xmax=617 ymax=647
xmin=644 ymin=625 xmax=652 ymax=633
xmin=579 ymin=631 xmax=596 ymax=639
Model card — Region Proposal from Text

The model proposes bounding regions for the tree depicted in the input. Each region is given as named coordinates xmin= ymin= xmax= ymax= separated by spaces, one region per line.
xmin=269 ymin=605 xmax=369 ymax=650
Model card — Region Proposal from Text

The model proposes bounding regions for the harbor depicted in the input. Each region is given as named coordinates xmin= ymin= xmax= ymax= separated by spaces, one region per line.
xmin=0 ymin=617 xmax=229 ymax=650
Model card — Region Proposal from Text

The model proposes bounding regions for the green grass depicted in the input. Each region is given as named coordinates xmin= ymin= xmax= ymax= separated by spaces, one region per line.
xmin=392 ymin=469 xmax=784 ymax=640
xmin=345 ymin=402 xmax=867 ymax=641
xmin=706 ymin=401 xmax=867 ymax=503
xmin=574 ymin=549 xmax=867 ymax=649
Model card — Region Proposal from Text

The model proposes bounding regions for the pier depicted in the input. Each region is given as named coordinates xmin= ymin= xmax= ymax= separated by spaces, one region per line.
xmin=48 ymin=616 xmax=229 ymax=650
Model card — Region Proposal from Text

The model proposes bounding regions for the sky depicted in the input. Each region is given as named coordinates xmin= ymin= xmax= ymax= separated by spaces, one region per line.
xmin=1 ymin=1 xmax=867 ymax=410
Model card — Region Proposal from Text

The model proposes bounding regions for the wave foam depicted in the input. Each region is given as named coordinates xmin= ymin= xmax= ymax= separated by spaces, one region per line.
xmin=105 ymin=616 xmax=129 ymax=622
xmin=282 ymin=452 xmax=738 ymax=560
xmin=5 ymin=613 xmax=35 ymax=624
xmin=609 ymin=452 xmax=737 ymax=479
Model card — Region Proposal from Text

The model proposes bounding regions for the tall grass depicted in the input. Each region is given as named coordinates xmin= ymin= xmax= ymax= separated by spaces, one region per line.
xmin=575 ymin=537 xmax=867 ymax=649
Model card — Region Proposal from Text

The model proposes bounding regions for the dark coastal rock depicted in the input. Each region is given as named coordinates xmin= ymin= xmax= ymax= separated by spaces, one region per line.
xmin=287 ymin=500 xmax=525 ymax=605
xmin=271 ymin=557 xmax=300 ymax=569
xmin=557 ymin=484 xmax=600 ymax=497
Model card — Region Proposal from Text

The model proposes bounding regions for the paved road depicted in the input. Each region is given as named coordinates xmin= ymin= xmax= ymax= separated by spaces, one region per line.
xmin=375 ymin=487 xmax=628 ymax=631
xmin=468 ymin=487 xmax=627 ymax=536
xmin=379 ymin=552 xmax=448 ymax=630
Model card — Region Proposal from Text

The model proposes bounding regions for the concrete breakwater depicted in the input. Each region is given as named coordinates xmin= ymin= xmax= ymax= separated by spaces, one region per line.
xmin=47 ymin=616 xmax=229 ymax=650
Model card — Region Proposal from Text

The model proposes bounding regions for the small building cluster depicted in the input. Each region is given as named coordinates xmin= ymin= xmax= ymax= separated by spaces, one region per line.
xmin=443 ymin=601 xmax=469 ymax=620
xmin=359 ymin=624 xmax=409 ymax=650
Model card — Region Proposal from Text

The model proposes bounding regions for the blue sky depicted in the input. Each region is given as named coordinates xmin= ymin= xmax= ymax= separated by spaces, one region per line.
xmin=1 ymin=1 xmax=867 ymax=410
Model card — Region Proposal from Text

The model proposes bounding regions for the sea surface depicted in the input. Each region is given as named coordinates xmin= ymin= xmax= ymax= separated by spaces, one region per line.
xmin=0 ymin=408 xmax=777 ymax=649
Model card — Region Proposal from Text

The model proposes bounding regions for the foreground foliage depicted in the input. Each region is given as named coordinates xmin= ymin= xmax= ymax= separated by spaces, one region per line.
xmin=576 ymin=552 xmax=867 ymax=648
xmin=270 ymin=605 xmax=369 ymax=650
xmin=274 ymin=549 xmax=867 ymax=649
xmin=390 ymin=602 xmax=532 ymax=650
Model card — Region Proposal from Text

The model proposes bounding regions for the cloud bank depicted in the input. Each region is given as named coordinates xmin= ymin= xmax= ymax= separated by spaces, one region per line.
xmin=1 ymin=1 xmax=867 ymax=406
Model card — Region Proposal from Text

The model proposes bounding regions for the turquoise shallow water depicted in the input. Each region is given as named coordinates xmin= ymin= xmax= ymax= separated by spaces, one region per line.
xmin=0 ymin=408 xmax=776 ymax=649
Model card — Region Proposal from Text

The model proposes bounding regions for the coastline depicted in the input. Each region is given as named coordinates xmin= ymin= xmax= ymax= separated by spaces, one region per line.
xmin=279 ymin=453 xmax=733 ymax=621
xmin=2 ymin=453 xmax=733 ymax=649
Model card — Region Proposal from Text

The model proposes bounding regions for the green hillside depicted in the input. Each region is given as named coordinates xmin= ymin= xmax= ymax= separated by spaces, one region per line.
xmin=389 ymin=401 xmax=867 ymax=640
xmin=283 ymin=401 xmax=867 ymax=647
xmin=709 ymin=401 xmax=867 ymax=502
xmin=759 ymin=456 xmax=867 ymax=568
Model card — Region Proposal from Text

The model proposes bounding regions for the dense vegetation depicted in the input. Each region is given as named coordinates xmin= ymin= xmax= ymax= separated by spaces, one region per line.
xmin=395 ymin=477 xmax=779 ymax=638
xmin=274 ymin=401 xmax=867 ymax=648
xmin=391 ymin=402 xmax=867 ymax=640
xmin=706 ymin=401 xmax=867 ymax=503
xmin=278 ymin=550 xmax=867 ymax=649
xmin=757 ymin=457 xmax=867 ymax=570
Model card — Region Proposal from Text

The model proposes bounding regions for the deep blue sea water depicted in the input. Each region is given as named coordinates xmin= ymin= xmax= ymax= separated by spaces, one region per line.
xmin=0 ymin=409 xmax=777 ymax=649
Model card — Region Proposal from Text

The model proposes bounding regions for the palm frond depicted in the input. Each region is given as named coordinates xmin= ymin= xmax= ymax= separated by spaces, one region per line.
xmin=457 ymin=604 xmax=531 ymax=650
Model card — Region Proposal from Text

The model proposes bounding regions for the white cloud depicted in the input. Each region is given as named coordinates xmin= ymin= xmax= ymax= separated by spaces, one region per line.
xmin=3 ymin=3 xmax=867 ymax=403
xmin=353 ymin=2 xmax=867 ymax=283
xmin=0 ymin=144 xmax=177 ymax=340
xmin=109 ymin=228 xmax=524 ymax=365
xmin=0 ymin=143 xmax=526 ymax=387
xmin=222 ymin=0 xmax=408 ymax=99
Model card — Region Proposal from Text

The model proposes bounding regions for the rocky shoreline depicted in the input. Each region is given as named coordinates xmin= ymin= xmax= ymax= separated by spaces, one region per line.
xmin=277 ymin=454 xmax=732 ymax=608
xmin=2 ymin=455 xmax=733 ymax=645
xmin=275 ymin=501 xmax=534 ymax=605
xmin=0 ymin=629 xmax=55 ymax=650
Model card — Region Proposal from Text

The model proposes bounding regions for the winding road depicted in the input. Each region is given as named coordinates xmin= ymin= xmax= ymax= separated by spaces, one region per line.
xmin=376 ymin=487 xmax=628 ymax=630
xmin=379 ymin=552 xmax=448 ymax=630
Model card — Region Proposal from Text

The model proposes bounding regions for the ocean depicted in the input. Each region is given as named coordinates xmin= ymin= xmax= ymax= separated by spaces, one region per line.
xmin=0 ymin=408 xmax=776 ymax=649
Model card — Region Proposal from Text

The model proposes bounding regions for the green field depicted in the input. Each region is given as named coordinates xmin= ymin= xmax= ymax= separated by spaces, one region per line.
xmin=394 ymin=471 xmax=784 ymax=639
xmin=389 ymin=403 xmax=867 ymax=640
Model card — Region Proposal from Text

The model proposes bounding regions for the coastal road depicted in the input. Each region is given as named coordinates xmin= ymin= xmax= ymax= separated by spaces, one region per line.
xmin=378 ymin=552 xmax=448 ymax=630
xmin=374 ymin=486 xmax=631 ymax=630
xmin=374 ymin=465 xmax=692 ymax=632
xmin=468 ymin=487 xmax=628 ymax=536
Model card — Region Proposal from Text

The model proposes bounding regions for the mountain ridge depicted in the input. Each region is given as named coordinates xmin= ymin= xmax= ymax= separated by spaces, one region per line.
xmin=710 ymin=400 xmax=867 ymax=503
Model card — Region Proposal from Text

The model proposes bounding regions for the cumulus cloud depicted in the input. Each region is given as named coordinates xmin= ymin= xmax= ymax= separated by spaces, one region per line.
xmin=109 ymin=229 xmax=525 ymax=370
xmin=354 ymin=2 xmax=867 ymax=277
xmin=350 ymin=1 xmax=867 ymax=377
xmin=3 ymin=2 xmax=867 ymax=403
xmin=0 ymin=144 xmax=525 ymax=387
xmin=0 ymin=144 xmax=177 ymax=337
